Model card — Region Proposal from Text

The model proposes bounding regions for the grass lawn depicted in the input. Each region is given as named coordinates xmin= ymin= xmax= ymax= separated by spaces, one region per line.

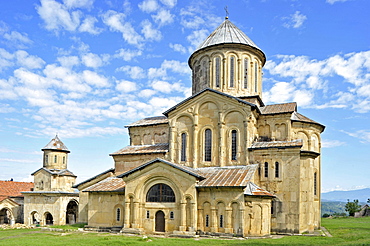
xmin=0 ymin=217 xmax=369 ymax=246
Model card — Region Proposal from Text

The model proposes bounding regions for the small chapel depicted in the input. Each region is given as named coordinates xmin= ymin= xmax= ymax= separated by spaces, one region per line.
xmin=23 ymin=17 xmax=325 ymax=237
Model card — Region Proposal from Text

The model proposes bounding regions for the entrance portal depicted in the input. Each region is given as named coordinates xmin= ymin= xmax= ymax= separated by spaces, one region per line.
xmin=66 ymin=200 xmax=78 ymax=224
xmin=0 ymin=208 xmax=11 ymax=224
xmin=155 ymin=210 xmax=165 ymax=232
xmin=45 ymin=212 xmax=53 ymax=225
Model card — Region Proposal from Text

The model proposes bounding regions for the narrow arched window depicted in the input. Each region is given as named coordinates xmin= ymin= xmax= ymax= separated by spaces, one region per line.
xmin=254 ymin=61 xmax=258 ymax=92
xmin=146 ymin=183 xmax=175 ymax=202
xmin=215 ymin=57 xmax=220 ymax=87
xmin=170 ymin=211 xmax=174 ymax=219
xmin=230 ymin=56 xmax=235 ymax=87
xmin=63 ymin=156 xmax=65 ymax=164
xmin=45 ymin=155 xmax=48 ymax=165
xmin=205 ymin=214 xmax=209 ymax=227
xmin=264 ymin=162 xmax=269 ymax=178
xmin=204 ymin=129 xmax=212 ymax=162
xmin=219 ymin=215 xmax=224 ymax=228
xmin=146 ymin=210 xmax=150 ymax=219
xmin=244 ymin=58 xmax=248 ymax=88
xmin=203 ymin=60 xmax=208 ymax=84
xmin=231 ymin=130 xmax=237 ymax=161
xmin=314 ymin=172 xmax=317 ymax=196
xmin=116 ymin=208 xmax=121 ymax=221
xmin=54 ymin=155 xmax=57 ymax=163
xmin=181 ymin=133 xmax=187 ymax=162
xmin=275 ymin=162 xmax=279 ymax=178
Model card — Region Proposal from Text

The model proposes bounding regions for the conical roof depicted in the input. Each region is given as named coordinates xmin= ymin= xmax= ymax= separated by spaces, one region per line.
xmin=42 ymin=135 xmax=70 ymax=152
xmin=194 ymin=18 xmax=263 ymax=53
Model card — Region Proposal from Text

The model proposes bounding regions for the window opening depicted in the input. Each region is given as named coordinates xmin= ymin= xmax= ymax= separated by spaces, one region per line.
xmin=204 ymin=129 xmax=212 ymax=162
xmin=170 ymin=211 xmax=174 ymax=219
xmin=215 ymin=57 xmax=220 ymax=87
xmin=205 ymin=214 xmax=209 ymax=227
xmin=314 ymin=172 xmax=317 ymax=196
xmin=230 ymin=56 xmax=235 ymax=87
xmin=264 ymin=162 xmax=268 ymax=178
xmin=254 ymin=62 xmax=258 ymax=92
xmin=275 ymin=162 xmax=279 ymax=178
xmin=244 ymin=58 xmax=248 ymax=88
xmin=146 ymin=183 xmax=175 ymax=202
xmin=231 ymin=130 xmax=237 ymax=160
xmin=146 ymin=210 xmax=150 ymax=219
xmin=219 ymin=215 xmax=224 ymax=228
xmin=54 ymin=155 xmax=57 ymax=163
xmin=63 ymin=156 xmax=65 ymax=164
xmin=181 ymin=133 xmax=187 ymax=162
xmin=116 ymin=208 xmax=121 ymax=221
xmin=45 ymin=155 xmax=48 ymax=165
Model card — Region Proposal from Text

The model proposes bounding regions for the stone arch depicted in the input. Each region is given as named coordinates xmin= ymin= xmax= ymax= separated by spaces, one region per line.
xmin=258 ymin=124 xmax=271 ymax=140
xmin=113 ymin=204 xmax=124 ymax=225
xmin=310 ymin=133 xmax=320 ymax=152
xmin=297 ymin=131 xmax=309 ymax=151
xmin=275 ymin=123 xmax=287 ymax=141
xmin=44 ymin=212 xmax=53 ymax=225
xmin=0 ymin=207 xmax=13 ymax=224
xmin=30 ymin=211 xmax=39 ymax=225
xmin=140 ymin=176 xmax=181 ymax=205
xmin=66 ymin=199 xmax=78 ymax=225
xmin=216 ymin=201 xmax=226 ymax=232
xmin=175 ymin=115 xmax=194 ymax=163
xmin=251 ymin=204 xmax=262 ymax=235
xmin=203 ymin=201 xmax=211 ymax=232
xmin=231 ymin=202 xmax=241 ymax=234
xmin=227 ymin=52 xmax=238 ymax=89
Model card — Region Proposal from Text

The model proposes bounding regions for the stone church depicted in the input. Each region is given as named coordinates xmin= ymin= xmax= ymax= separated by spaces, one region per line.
xmin=23 ymin=17 xmax=324 ymax=236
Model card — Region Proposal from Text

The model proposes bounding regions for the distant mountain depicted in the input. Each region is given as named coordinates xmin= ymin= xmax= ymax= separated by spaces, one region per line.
xmin=322 ymin=188 xmax=370 ymax=203
xmin=321 ymin=201 xmax=347 ymax=216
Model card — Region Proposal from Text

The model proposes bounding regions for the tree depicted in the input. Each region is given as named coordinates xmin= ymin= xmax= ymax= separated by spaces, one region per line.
xmin=345 ymin=199 xmax=361 ymax=216
xmin=367 ymin=198 xmax=370 ymax=203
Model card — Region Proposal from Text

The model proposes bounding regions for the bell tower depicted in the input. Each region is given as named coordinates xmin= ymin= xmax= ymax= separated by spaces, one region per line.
xmin=42 ymin=135 xmax=70 ymax=170
xmin=188 ymin=18 xmax=266 ymax=100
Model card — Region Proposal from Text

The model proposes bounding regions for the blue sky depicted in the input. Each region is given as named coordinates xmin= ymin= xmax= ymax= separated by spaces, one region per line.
xmin=0 ymin=0 xmax=369 ymax=192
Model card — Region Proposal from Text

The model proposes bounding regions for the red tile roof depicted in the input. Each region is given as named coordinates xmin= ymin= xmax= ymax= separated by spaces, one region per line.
xmin=83 ymin=177 xmax=126 ymax=192
xmin=110 ymin=143 xmax=169 ymax=155
xmin=0 ymin=181 xmax=34 ymax=199
xmin=260 ymin=102 xmax=297 ymax=115
xmin=125 ymin=116 xmax=168 ymax=128
xmin=196 ymin=165 xmax=258 ymax=187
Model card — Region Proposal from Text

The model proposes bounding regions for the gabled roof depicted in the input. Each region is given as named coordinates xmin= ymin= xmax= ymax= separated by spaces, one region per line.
xmin=196 ymin=165 xmax=258 ymax=187
xmin=125 ymin=116 xmax=168 ymax=128
xmin=163 ymin=88 xmax=258 ymax=117
xmin=291 ymin=111 xmax=325 ymax=128
xmin=0 ymin=181 xmax=34 ymax=198
xmin=193 ymin=18 xmax=264 ymax=57
xmin=31 ymin=168 xmax=76 ymax=177
xmin=83 ymin=177 xmax=126 ymax=193
xmin=244 ymin=182 xmax=275 ymax=197
xmin=110 ymin=143 xmax=169 ymax=156
xmin=117 ymin=158 xmax=205 ymax=180
xmin=249 ymin=140 xmax=303 ymax=150
xmin=260 ymin=102 xmax=297 ymax=115
xmin=42 ymin=135 xmax=69 ymax=153
xmin=72 ymin=168 xmax=114 ymax=188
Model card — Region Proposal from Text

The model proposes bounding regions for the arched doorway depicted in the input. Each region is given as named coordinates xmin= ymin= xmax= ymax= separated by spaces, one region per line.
xmin=31 ymin=211 xmax=39 ymax=225
xmin=45 ymin=212 xmax=53 ymax=225
xmin=0 ymin=208 xmax=11 ymax=224
xmin=155 ymin=210 xmax=165 ymax=232
xmin=66 ymin=200 xmax=78 ymax=224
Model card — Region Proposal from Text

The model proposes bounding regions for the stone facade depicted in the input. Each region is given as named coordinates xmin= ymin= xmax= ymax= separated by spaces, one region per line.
xmin=23 ymin=18 xmax=325 ymax=237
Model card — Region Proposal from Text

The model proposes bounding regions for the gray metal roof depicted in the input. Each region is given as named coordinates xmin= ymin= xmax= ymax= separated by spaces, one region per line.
xmin=42 ymin=135 xmax=69 ymax=152
xmin=110 ymin=143 xmax=169 ymax=156
xmin=31 ymin=167 xmax=76 ymax=177
xmin=194 ymin=18 xmax=262 ymax=53
xmin=125 ymin=116 xmax=168 ymax=128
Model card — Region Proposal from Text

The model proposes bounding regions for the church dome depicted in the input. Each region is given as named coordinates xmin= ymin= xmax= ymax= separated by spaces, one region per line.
xmin=194 ymin=18 xmax=264 ymax=58
xmin=42 ymin=135 xmax=70 ymax=153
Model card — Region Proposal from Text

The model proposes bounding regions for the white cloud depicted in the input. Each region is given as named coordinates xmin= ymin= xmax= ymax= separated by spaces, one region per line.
xmin=81 ymin=53 xmax=109 ymax=68
xmin=57 ymin=55 xmax=80 ymax=67
xmin=37 ymin=0 xmax=81 ymax=32
xmin=159 ymin=0 xmax=177 ymax=8
xmin=152 ymin=9 xmax=174 ymax=26
xmin=326 ymin=0 xmax=349 ymax=4
xmin=187 ymin=29 xmax=209 ymax=48
xmin=141 ymin=19 xmax=162 ymax=41
xmin=150 ymin=80 xmax=187 ymax=95
xmin=321 ymin=139 xmax=346 ymax=148
xmin=116 ymin=65 xmax=146 ymax=79
xmin=63 ymin=0 xmax=94 ymax=9
xmin=79 ymin=16 xmax=103 ymax=35
xmin=116 ymin=80 xmax=138 ymax=93
xmin=342 ymin=130 xmax=370 ymax=143
xmin=3 ymin=31 xmax=33 ymax=48
xmin=169 ymin=43 xmax=187 ymax=54
xmin=138 ymin=89 xmax=156 ymax=97
xmin=148 ymin=59 xmax=190 ymax=79
xmin=82 ymin=70 xmax=109 ymax=87
xmin=283 ymin=11 xmax=307 ymax=29
xmin=15 ymin=50 xmax=45 ymax=69
xmin=114 ymin=48 xmax=142 ymax=61
xmin=0 ymin=79 xmax=17 ymax=100
xmin=138 ymin=0 xmax=159 ymax=13
xmin=102 ymin=10 xmax=144 ymax=47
